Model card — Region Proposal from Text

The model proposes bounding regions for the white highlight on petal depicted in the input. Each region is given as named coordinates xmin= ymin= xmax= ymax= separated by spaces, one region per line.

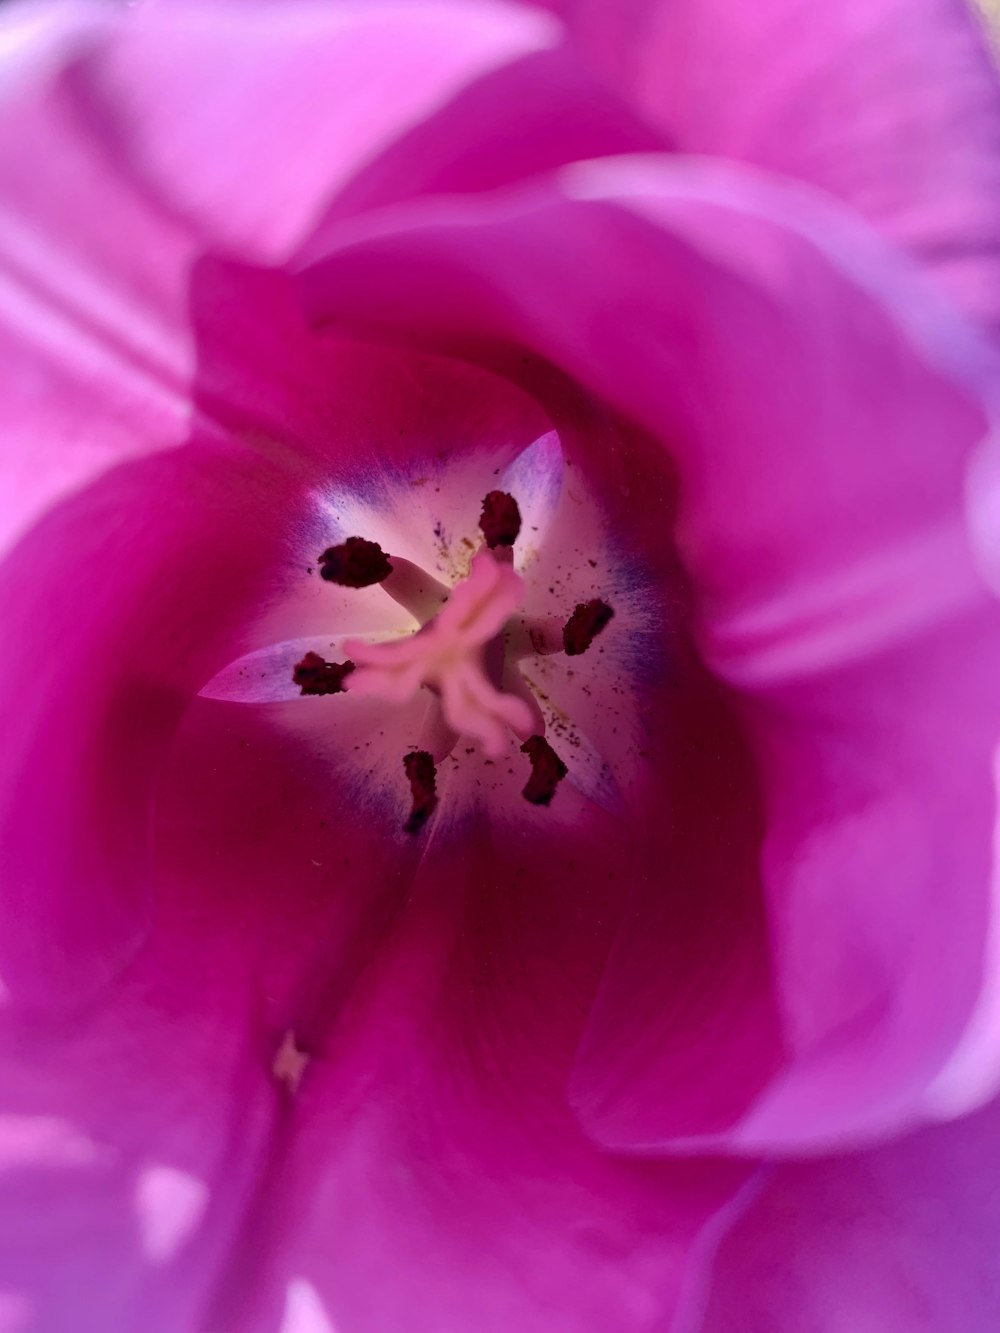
xmin=0 ymin=1116 xmax=101 ymax=1170
xmin=0 ymin=1291 xmax=31 ymax=1333
xmin=199 ymin=634 xmax=395 ymax=704
xmin=134 ymin=1165 xmax=208 ymax=1263
xmin=281 ymin=1279 xmax=339 ymax=1333
xmin=344 ymin=549 xmax=533 ymax=756
xmin=521 ymin=664 xmax=623 ymax=814
xmin=497 ymin=429 xmax=564 ymax=570
xmin=923 ymin=745 xmax=1000 ymax=1119
xmin=704 ymin=518 xmax=985 ymax=688
xmin=967 ymin=428 xmax=1000 ymax=601
xmin=0 ymin=2 xmax=101 ymax=72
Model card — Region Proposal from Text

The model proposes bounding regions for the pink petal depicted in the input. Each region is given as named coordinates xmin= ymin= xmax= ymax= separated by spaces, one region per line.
xmin=72 ymin=0 xmax=566 ymax=261
xmin=192 ymin=819 xmax=757 ymax=1333
xmin=185 ymin=255 xmax=560 ymax=682
xmin=0 ymin=233 xmax=553 ymax=1010
xmin=298 ymin=155 xmax=1000 ymax=1146
xmin=1 ymin=632 xmax=757 ymax=1329
xmin=0 ymin=690 xmax=419 ymax=1333
xmin=304 ymin=19 xmax=665 ymax=235
xmin=0 ymin=872 xmax=279 ymax=1333
xmin=0 ymin=442 xmax=310 ymax=1009
xmin=0 ymin=0 xmax=652 ymax=558
xmin=187 ymin=256 xmax=552 ymax=525
xmin=699 ymin=1088 xmax=1000 ymax=1333
xmin=543 ymin=0 xmax=1000 ymax=328
xmin=0 ymin=2 xmax=194 ymax=560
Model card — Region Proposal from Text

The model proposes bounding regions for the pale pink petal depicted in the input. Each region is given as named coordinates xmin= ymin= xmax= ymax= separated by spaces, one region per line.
xmin=200 ymin=636 xmax=383 ymax=706
xmin=542 ymin=0 xmax=1000 ymax=328
xmin=308 ymin=30 xmax=665 ymax=238
xmin=299 ymin=154 xmax=1000 ymax=1147
xmin=0 ymin=1 xmax=195 ymax=559
xmin=699 ymin=1090 xmax=1000 ymax=1333
xmin=0 ymin=884 xmax=279 ymax=1333
xmin=75 ymin=0 xmax=563 ymax=261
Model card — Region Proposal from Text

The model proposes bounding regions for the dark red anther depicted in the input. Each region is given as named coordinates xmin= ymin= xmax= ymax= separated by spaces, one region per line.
xmin=562 ymin=599 xmax=614 ymax=656
xmin=318 ymin=537 xmax=392 ymax=588
xmin=403 ymin=750 xmax=438 ymax=834
xmin=292 ymin=651 xmax=355 ymax=695
xmin=520 ymin=735 xmax=568 ymax=806
xmin=479 ymin=491 xmax=521 ymax=548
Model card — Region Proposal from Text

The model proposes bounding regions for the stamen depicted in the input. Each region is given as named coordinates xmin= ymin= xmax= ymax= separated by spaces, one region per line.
xmin=300 ymin=484 xmax=609 ymax=818
xmin=520 ymin=734 xmax=568 ymax=806
xmin=563 ymin=599 xmax=614 ymax=656
xmin=504 ymin=614 xmax=564 ymax=660
xmin=319 ymin=537 xmax=392 ymax=588
xmin=479 ymin=491 xmax=522 ymax=549
xmin=380 ymin=557 xmax=449 ymax=624
xmin=292 ymin=651 xmax=355 ymax=695
xmin=403 ymin=750 xmax=438 ymax=834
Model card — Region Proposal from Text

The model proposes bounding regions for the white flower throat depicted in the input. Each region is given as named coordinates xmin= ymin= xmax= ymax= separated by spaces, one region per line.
xmin=293 ymin=489 xmax=613 ymax=832
xmin=199 ymin=432 xmax=647 ymax=835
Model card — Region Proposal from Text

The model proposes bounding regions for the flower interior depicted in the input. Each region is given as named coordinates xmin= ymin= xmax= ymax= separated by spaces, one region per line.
xmin=293 ymin=490 xmax=612 ymax=833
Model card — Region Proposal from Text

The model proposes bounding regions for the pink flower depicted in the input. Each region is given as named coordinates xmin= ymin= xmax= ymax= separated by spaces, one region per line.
xmin=2 ymin=1 xmax=1000 ymax=1330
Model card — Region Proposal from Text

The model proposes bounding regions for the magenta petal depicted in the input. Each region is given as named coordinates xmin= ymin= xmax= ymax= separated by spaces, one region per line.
xmin=1 ymin=215 xmax=553 ymax=1009
xmin=197 ymin=825 xmax=756 ymax=1333
xmin=0 ymin=685 xmax=430 ymax=1330
xmin=545 ymin=0 xmax=1000 ymax=328
xmin=0 ymin=443 xmax=308 ymax=1008
xmin=700 ymin=1089 xmax=1000 ymax=1333
xmin=187 ymin=255 xmax=552 ymax=493
xmin=299 ymin=156 xmax=1000 ymax=1146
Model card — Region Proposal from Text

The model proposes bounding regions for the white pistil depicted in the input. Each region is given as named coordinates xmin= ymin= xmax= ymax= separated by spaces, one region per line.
xmin=343 ymin=548 xmax=535 ymax=758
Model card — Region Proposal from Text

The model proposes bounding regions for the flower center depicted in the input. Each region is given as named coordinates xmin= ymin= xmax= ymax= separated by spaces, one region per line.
xmin=345 ymin=546 xmax=533 ymax=754
xmin=293 ymin=492 xmax=612 ymax=833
